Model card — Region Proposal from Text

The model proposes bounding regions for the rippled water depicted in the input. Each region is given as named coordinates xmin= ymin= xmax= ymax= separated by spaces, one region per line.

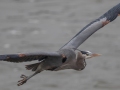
xmin=0 ymin=0 xmax=120 ymax=90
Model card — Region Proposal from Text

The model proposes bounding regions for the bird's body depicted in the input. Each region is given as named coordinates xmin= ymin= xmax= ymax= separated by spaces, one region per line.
xmin=0 ymin=3 xmax=120 ymax=86
xmin=54 ymin=50 xmax=86 ymax=71
xmin=26 ymin=49 xmax=76 ymax=71
xmin=18 ymin=49 xmax=86 ymax=86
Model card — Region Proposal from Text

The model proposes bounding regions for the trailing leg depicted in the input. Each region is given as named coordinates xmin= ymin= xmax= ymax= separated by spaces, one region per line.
xmin=17 ymin=71 xmax=41 ymax=86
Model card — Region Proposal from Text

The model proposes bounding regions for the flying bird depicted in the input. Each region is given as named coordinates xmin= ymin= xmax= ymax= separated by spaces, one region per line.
xmin=0 ymin=3 xmax=120 ymax=86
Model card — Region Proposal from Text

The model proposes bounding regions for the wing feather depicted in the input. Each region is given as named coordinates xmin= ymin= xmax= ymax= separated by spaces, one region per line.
xmin=61 ymin=3 xmax=120 ymax=49
xmin=0 ymin=51 xmax=61 ymax=63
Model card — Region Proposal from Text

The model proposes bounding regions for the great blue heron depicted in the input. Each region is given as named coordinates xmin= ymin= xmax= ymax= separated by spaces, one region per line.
xmin=0 ymin=3 xmax=120 ymax=86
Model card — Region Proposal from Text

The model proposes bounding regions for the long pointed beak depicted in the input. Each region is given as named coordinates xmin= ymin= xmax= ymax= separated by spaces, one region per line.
xmin=86 ymin=53 xmax=101 ymax=59
xmin=91 ymin=53 xmax=101 ymax=57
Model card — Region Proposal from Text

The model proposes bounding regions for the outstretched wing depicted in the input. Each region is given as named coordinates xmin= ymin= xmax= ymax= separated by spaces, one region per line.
xmin=0 ymin=51 xmax=61 ymax=63
xmin=61 ymin=3 xmax=120 ymax=50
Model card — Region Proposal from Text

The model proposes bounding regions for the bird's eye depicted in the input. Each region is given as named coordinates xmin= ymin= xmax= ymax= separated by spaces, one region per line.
xmin=62 ymin=57 xmax=67 ymax=63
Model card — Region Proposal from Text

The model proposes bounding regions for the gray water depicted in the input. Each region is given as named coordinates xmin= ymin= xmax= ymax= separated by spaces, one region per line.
xmin=0 ymin=0 xmax=120 ymax=90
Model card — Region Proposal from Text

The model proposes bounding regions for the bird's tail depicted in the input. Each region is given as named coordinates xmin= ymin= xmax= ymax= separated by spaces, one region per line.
xmin=25 ymin=62 xmax=42 ymax=71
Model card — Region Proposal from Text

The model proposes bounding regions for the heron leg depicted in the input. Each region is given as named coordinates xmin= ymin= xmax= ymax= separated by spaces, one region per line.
xmin=17 ymin=71 xmax=40 ymax=86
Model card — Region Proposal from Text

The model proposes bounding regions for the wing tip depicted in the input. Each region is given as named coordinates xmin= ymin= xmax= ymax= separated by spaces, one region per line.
xmin=0 ymin=54 xmax=19 ymax=60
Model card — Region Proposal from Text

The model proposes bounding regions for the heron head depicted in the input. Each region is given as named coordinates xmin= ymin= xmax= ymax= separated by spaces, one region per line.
xmin=81 ymin=51 xmax=101 ymax=59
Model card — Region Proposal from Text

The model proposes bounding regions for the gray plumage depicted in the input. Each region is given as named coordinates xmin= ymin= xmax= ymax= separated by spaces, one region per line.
xmin=62 ymin=3 xmax=120 ymax=49
xmin=0 ymin=3 xmax=120 ymax=86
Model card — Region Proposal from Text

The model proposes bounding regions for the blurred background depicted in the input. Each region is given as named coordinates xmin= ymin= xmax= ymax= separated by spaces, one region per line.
xmin=0 ymin=0 xmax=120 ymax=90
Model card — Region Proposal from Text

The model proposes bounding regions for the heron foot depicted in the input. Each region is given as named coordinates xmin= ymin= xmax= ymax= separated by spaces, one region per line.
xmin=17 ymin=74 xmax=28 ymax=86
